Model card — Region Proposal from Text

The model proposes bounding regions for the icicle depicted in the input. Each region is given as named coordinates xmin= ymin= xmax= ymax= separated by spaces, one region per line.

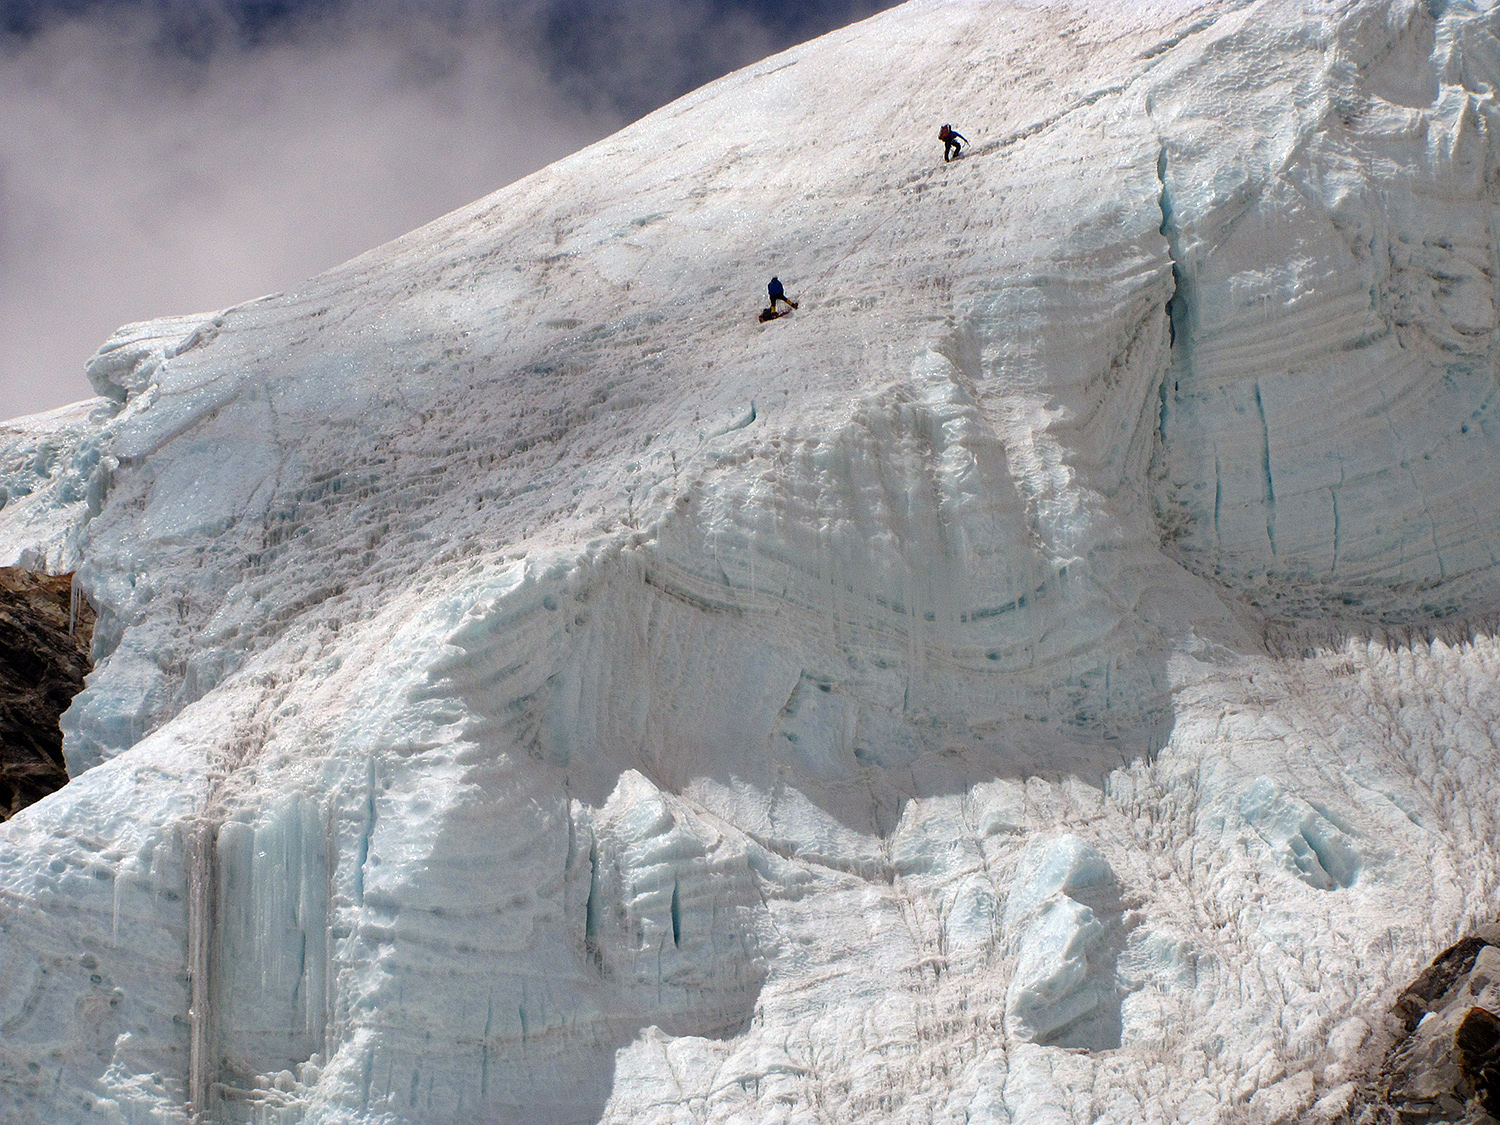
xmin=185 ymin=820 xmax=217 ymax=1123
xmin=111 ymin=867 xmax=122 ymax=946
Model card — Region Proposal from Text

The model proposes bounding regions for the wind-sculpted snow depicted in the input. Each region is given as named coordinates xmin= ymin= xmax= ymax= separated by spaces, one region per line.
xmin=4 ymin=0 xmax=1500 ymax=1122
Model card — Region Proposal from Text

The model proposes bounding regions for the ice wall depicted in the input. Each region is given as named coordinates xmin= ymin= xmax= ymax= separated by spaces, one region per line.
xmin=3 ymin=0 xmax=1500 ymax=1123
xmin=1150 ymin=0 xmax=1500 ymax=622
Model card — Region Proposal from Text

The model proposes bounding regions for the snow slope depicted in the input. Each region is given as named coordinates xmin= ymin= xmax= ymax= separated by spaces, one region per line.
xmin=3 ymin=0 xmax=1500 ymax=1121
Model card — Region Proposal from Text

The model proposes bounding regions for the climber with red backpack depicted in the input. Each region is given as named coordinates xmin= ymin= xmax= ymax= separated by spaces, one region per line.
xmin=939 ymin=123 xmax=967 ymax=162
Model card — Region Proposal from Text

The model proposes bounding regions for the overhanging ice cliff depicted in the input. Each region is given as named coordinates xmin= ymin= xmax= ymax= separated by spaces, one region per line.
xmin=3 ymin=0 xmax=1500 ymax=1121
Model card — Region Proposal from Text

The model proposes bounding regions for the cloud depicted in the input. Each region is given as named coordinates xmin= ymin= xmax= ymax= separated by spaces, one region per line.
xmin=0 ymin=7 xmax=620 ymax=419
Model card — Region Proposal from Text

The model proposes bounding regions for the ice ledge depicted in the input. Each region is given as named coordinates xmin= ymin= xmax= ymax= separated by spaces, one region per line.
xmin=84 ymin=311 xmax=227 ymax=405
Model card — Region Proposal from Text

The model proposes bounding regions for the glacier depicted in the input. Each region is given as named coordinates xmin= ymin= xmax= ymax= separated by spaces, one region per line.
xmin=3 ymin=0 xmax=1500 ymax=1121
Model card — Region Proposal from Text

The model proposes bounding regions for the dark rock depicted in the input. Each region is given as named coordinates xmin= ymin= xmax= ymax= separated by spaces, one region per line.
xmin=1396 ymin=939 xmax=1490 ymax=1035
xmin=0 ymin=567 xmax=94 ymax=820
xmin=1342 ymin=929 xmax=1500 ymax=1124
xmin=1457 ymin=1008 xmax=1500 ymax=1116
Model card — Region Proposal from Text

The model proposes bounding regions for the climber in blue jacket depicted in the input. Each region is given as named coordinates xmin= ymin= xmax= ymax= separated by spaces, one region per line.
xmin=767 ymin=277 xmax=798 ymax=313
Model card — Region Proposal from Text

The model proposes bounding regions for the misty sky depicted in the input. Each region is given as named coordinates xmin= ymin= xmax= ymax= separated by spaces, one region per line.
xmin=0 ymin=0 xmax=895 ymax=420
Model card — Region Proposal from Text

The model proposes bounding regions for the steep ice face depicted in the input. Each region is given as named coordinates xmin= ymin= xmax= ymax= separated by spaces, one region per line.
xmin=0 ymin=399 xmax=116 ymax=573
xmin=4 ymin=0 xmax=1500 ymax=1123
xmin=1148 ymin=0 xmax=1500 ymax=622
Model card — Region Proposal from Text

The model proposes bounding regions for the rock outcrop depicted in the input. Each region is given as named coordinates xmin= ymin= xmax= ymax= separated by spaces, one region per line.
xmin=1345 ymin=925 xmax=1500 ymax=1124
xmin=0 ymin=568 xmax=93 ymax=818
